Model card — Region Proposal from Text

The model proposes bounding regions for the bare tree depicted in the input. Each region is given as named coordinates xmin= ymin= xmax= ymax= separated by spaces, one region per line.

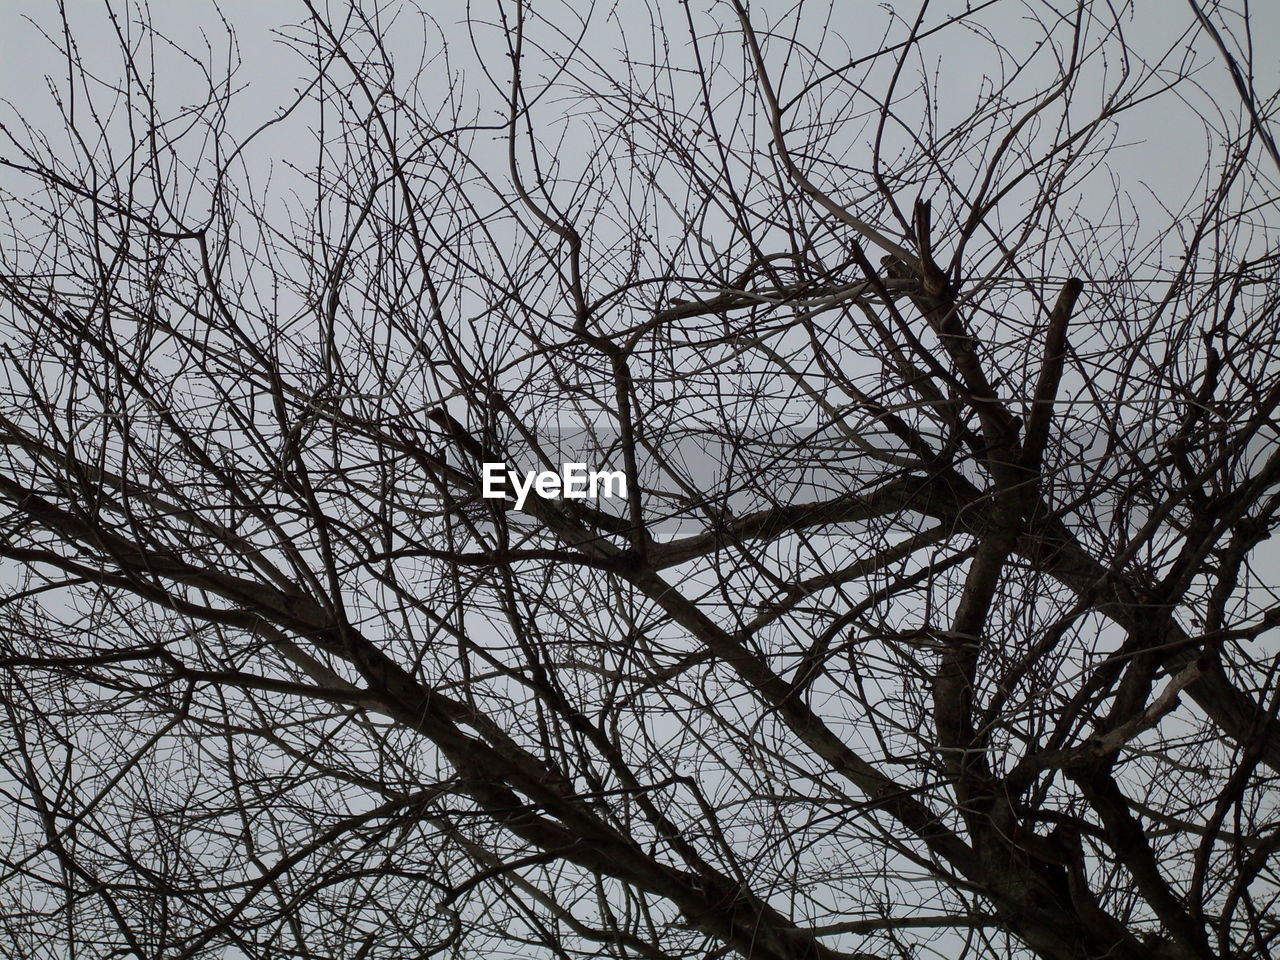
xmin=1 ymin=2 xmax=1278 ymax=958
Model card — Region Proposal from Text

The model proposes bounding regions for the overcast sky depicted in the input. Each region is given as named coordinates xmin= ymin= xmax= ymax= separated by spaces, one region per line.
xmin=4 ymin=1 xmax=1278 ymax=234
xmin=2 ymin=5 xmax=1280 ymax=959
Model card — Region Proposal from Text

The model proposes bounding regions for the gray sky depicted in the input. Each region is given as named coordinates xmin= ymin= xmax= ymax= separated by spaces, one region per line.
xmin=2 ymin=4 xmax=1279 ymax=959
